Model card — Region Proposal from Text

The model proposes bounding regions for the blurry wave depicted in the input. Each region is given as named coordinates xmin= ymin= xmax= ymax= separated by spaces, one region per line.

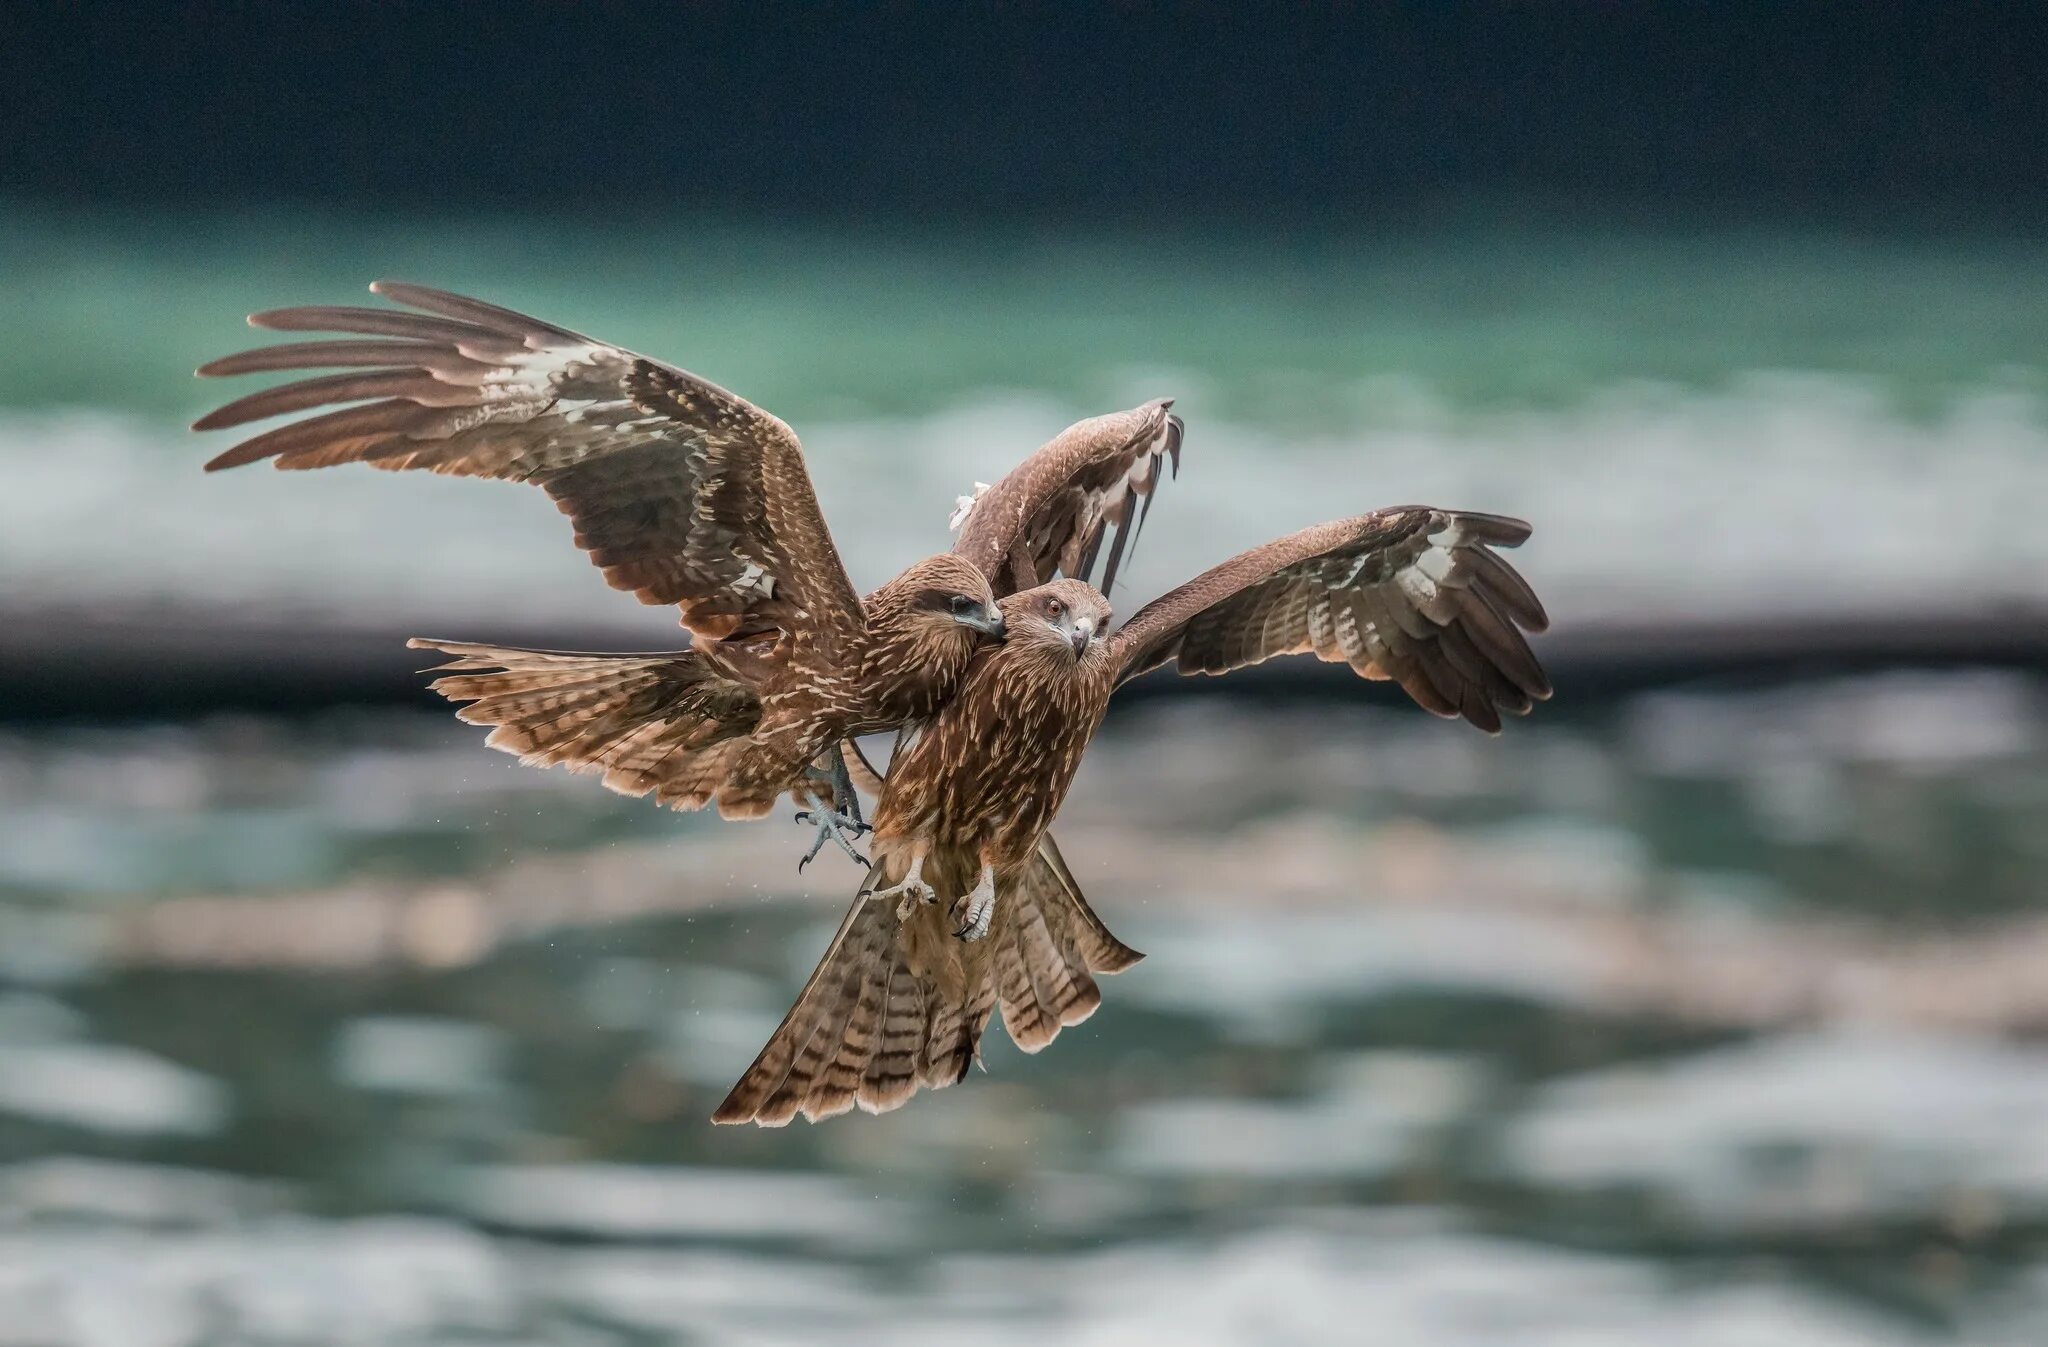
xmin=6 ymin=375 xmax=2046 ymax=627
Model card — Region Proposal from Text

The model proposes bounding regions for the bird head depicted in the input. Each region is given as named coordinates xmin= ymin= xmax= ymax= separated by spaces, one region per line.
xmin=1001 ymin=579 xmax=1112 ymax=661
xmin=899 ymin=555 xmax=1005 ymax=641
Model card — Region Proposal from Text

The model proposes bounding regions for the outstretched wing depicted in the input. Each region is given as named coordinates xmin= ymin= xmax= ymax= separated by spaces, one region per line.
xmin=950 ymin=398 xmax=1183 ymax=598
xmin=1108 ymin=508 xmax=1551 ymax=733
xmin=195 ymin=282 xmax=865 ymax=668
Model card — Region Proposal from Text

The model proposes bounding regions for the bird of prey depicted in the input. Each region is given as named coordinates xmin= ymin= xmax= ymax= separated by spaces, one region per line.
xmin=715 ymin=509 xmax=1550 ymax=1124
xmin=193 ymin=282 xmax=1182 ymax=866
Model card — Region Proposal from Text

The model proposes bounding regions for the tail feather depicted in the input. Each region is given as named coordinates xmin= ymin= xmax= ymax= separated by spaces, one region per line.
xmin=865 ymin=959 xmax=934 ymax=1114
xmin=991 ymin=842 xmax=1140 ymax=1052
xmin=1036 ymin=834 xmax=1144 ymax=974
xmin=409 ymin=638 xmax=761 ymax=809
xmin=713 ymin=845 xmax=1142 ymax=1125
xmin=714 ymin=857 xmax=934 ymax=1126
xmin=923 ymin=969 xmax=996 ymax=1090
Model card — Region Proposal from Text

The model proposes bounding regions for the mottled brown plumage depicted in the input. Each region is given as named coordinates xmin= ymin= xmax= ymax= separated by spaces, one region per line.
xmin=709 ymin=553 xmax=1003 ymax=818
xmin=1112 ymin=507 xmax=1552 ymax=731
xmin=717 ymin=581 xmax=1122 ymax=1124
xmin=712 ymin=831 xmax=1141 ymax=1125
xmin=716 ymin=508 xmax=1551 ymax=1123
xmin=193 ymin=282 xmax=1189 ymax=1133
xmin=198 ymin=283 xmax=864 ymax=667
xmin=401 ymin=641 xmax=762 ymax=810
xmin=195 ymin=282 xmax=1149 ymax=822
xmin=399 ymin=556 xmax=1003 ymax=817
xmin=875 ymin=582 xmax=1120 ymax=875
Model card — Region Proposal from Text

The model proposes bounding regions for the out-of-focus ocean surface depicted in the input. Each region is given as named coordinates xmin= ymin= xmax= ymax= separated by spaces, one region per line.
xmin=3 ymin=205 xmax=2047 ymax=1344
xmin=7 ymin=205 xmax=2048 ymax=630
xmin=4 ymin=679 xmax=2047 ymax=1344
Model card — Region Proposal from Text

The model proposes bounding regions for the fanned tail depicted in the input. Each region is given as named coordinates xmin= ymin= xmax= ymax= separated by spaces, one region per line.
xmin=408 ymin=639 xmax=763 ymax=810
xmin=713 ymin=843 xmax=1142 ymax=1125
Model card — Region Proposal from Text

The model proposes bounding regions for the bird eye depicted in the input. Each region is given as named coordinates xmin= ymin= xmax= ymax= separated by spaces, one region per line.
xmin=948 ymin=595 xmax=975 ymax=614
xmin=1045 ymin=599 xmax=1065 ymax=618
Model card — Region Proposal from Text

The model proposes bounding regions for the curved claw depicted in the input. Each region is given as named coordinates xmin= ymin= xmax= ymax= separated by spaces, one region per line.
xmin=795 ymin=745 xmax=874 ymax=871
xmin=951 ymin=863 xmax=997 ymax=943
xmin=794 ymin=807 xmax=870 ymax=871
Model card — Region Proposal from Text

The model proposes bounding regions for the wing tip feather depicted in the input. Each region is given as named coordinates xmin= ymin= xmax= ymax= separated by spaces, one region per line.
xmin=201 ymin=441 xmax=271 ymax=473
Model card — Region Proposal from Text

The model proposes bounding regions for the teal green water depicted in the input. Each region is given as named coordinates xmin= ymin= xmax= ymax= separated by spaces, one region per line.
xmin=9 ymin=203 xmax=2048 ymax=428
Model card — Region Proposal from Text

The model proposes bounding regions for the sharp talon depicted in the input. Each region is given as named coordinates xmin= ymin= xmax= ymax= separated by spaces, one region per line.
xmin=793 ymin=795 xmax=868 ymax=871
xmin=951 ymin=864 xmax=997 ymax=943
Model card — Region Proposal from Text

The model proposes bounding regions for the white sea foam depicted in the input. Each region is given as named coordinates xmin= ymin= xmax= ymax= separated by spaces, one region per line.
xmin=4 ymin=375 xmax=2046 ymax=630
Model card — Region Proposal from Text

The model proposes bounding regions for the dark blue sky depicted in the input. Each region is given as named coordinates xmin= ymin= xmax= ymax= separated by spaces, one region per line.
xmin=8 ymin=2 xmax=2041 ymax=218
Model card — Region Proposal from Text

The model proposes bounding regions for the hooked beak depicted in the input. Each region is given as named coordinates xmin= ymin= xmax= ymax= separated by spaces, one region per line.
xmin=954 ymin=604 xmax=1006 ymax=640
xmin=1065 ymin=615 xmax=1095 ymax=657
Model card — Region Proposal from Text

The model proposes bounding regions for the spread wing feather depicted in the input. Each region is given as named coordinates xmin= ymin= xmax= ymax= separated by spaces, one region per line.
xmin=951 ymin=399 xmax=1184 ymax=599
xmin=196 ymin=282 xmax=864 ymax=667
xmin=1109 ymin=508 xmax=1551 ymax=732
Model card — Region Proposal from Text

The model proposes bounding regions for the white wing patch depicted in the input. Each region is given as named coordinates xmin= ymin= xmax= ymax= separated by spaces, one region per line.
xmin=1392 ymin=521 xmax=1463 ymax=610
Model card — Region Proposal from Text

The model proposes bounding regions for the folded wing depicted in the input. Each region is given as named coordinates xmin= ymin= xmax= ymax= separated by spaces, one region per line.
xmin=196 ymin=282 xmax=865 ymax=673
xmin=1109 ymin=508 xmax=1551 ymax=733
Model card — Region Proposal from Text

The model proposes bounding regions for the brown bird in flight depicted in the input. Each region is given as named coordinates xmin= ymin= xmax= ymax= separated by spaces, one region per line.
xmin=191 ymin=282 xmax=1551 ymax=1129
xmin=193 ymin=282 xmax=1183 ymax=869
xmin=716 ymin=509 xmax=1550 ymax=1124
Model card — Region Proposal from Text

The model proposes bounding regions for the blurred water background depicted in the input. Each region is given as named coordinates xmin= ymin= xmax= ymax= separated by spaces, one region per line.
xmin=7 ymin=205 xmax=2048 ymax=636
xmin=2 ymin=196 xmax=2045 ymax=1344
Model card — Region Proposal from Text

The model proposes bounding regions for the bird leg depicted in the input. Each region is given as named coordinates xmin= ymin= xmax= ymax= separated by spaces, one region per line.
xmin=862 ymin=854 xmax=936 ymax=922
xmin=951 ymin=862 xmax=998 ymax=943
xmin=793 ymin=747 xmax=871 ymax=871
